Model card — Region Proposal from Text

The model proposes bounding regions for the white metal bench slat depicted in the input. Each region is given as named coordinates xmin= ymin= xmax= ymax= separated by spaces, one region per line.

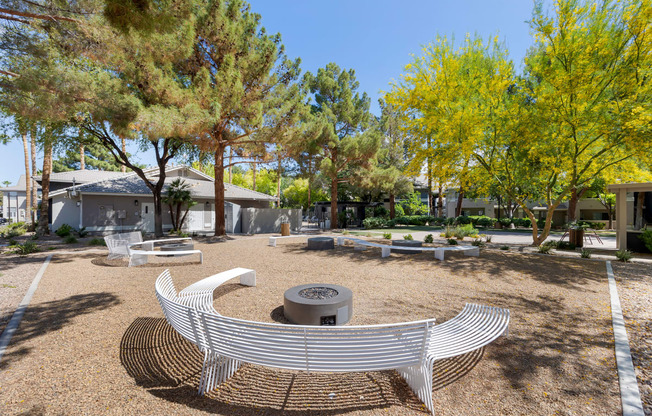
xmin=155 ymin=269 xmax=509 ymax=415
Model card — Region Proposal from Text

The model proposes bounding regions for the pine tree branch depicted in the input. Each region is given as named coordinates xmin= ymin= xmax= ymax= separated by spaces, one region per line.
xmin=0 ymin=7 xmax=79 ymax=23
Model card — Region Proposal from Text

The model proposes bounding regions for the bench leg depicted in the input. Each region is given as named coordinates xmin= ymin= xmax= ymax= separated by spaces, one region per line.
xmin=434 ymin=250 xmax=445 ymax=261
xmin=381 ymin=247 xmax=390 ymax=258
xmin=199 ymin=252 xmax=203 ymax=264
xmin=337 ymin=237 xmax=344 ymax=246
xmin=397 ymin=361 xmax=435 ymax=415
xmin=199 ymin=351 xmax=242 ymax=395
xmin=465 ymin=247 xmax=480 ymax=257
xmin=269 ymin=238 xmax=277 ymax=247
xmin=239 ymin=270 xmax=256 ymax=287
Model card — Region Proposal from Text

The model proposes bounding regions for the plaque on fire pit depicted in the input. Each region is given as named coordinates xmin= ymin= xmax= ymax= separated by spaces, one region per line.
xmin=283 ymin=283 xmax=353 ymax=326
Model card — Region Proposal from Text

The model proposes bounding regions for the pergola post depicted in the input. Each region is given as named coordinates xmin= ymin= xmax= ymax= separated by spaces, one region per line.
xmin=616 ymin=188 xmax=628 ymax=250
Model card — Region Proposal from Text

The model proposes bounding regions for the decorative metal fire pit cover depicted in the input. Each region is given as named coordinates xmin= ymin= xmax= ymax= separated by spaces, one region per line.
xmin=284 ymin=283 xmax=353 ymax=326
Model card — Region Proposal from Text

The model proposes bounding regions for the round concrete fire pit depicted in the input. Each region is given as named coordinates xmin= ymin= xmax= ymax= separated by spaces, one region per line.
xmin=306 ymin=237 xmax=334 ymax=250
xmin=391 ymin=240 xmax=422 ymax=254
xmin=284 ymin=283 xmax=353 ymax=325
xmin=160 ymin=242 xmax=194 ymax=257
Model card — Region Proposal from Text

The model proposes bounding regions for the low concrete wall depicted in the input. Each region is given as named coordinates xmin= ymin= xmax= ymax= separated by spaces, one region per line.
xmin=241 ymin=208 xmax=301 ymax=234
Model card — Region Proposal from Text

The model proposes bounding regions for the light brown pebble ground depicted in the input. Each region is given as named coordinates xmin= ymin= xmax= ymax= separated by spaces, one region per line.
xmin=0 ymin=236 xmax=623 ymax=415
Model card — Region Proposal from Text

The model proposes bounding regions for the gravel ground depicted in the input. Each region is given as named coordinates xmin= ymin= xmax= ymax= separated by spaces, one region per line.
xmin=612 ymin=262 xmax=652 ymax=415
xmin=0 ymin=235 xmax=624 ymax=415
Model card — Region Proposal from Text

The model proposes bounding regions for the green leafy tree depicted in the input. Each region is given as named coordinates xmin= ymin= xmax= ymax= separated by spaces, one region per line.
xmin=305 ymin=62 xmax=381 ymax=228
xmin=282 ymin=178 xmax=329 ymax=210
xmin=162 ymin=178 xmax=196 ymax=231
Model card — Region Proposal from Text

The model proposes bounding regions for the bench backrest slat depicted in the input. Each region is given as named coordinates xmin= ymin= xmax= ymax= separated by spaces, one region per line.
xmin=155 ymin=271 xmax=204 ymax=347
xmin=198 ymin=311 xmax=434 ymax=372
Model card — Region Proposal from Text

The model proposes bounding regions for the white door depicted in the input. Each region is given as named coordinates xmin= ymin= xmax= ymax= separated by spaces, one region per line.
xmin=186 ymin=204 xmax=203 ymax=231
xmin=141 ymin=203 xmax=154 ymax=233
xmin=204 ymin=203 xmax=213 ymax=229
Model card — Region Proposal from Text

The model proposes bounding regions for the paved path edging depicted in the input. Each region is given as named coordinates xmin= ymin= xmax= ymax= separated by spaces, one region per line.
xmin=606 ymin=261 xmax=644 ymax=416
xmin=0 ymin=254 xmax=53 ymax=363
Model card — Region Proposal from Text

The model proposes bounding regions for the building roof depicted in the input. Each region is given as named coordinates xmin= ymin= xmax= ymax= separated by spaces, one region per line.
xmin=0 ymin=174 xmax=41 ymax=192
xmin=34 ymin=170 xmax=129 ymax=184
xmin=49 ymin=166 xmax=276 ymax=201
xmin=607 ymin=182 xmax=652 ymax=192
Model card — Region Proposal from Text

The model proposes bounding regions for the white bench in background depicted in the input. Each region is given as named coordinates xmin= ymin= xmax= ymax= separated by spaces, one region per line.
xmin=105 ymin=232 xmax=202 ymax=267
xmin=126 ymin=238 xmax=203 ymax=267
xmin=268 ymin=234 xmax=309 ymax=247
xmin=155 ymin=269 xmax=509 ymax=415
xmin=336 ymin=236 xmax=479 ymax=260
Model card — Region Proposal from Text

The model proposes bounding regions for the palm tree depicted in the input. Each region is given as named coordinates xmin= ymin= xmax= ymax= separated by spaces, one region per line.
xmin=162 ymin=179 xmax=196 ymax=232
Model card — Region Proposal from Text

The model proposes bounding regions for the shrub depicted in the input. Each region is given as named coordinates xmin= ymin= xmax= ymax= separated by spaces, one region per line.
xmin=498 ymin=218 xmax=512 ymax=228
xmin=471 ymin=238 xmax=485 ymax=247
xmin=443 ymin=226 xmax=454 ymax=238
xmin=455 ymin=215 xmax=472 ymax=225
xmin=363 ymin=217 xmax=388 ymax=229
xmin=513 ymin=218 xmax=531 ymax=228
xmin=403 ymin=234 xmax=414 ymax=240
xmin=77 ymin=227 xmax=89 ymax=238
xmin=616 ymin=249 xmax=632 ymax=262
xmin=589 ymin=222 xmax=606 ymax=230
xmin=447 ymin=238 xmax=458 ymax=245
xmin=0 ymin=224 xmax=26 ymax=238
xmin=341 ymin=229 xmax=350 ymax=235
xmin=424 ymin=234 xmax=434 ymax=243
xmin=444 ymin=217 xmax=455 ymax=226
xmin=536 ymin=218 xmax=546 ymax=229
xmin=432 ymin=217 xmax=446 ymax=226
xmin=474 ymin=216 xmax=496 ymax=228
xmin=581 ymin=249 xmax=592 ymax=259
xmin=556 ymin=241 xmax=576 ymax=250
xmin=383 ymin=232 xmax=392 ymax=240
xmin=484 ymin=234 xmax=493 ymax=243
xmin=453 ymin=224 xmax=479 ymax=240
xmin=386 ymin=219 xmax=396 ymax=228
xmin=500 ymin=245 xmax=509 ymax=250
xmin=14 ymin=241 xmax=39 ymax=255
xmin=88 ymin=238 xmax=106 ymax=246
xmin=638 ymin=230 xmax=652 ymax=253
xmin=394 ymin=204 xmax=405 ymax=217
xmin=395 ymin=216 xmax=410 ymax=225
xmin=538 ymin=244 xmax=552 ymax=254
xmin=373 ymin=205 xmax=389 ymax=218
xmin=8 ymin=238 xmax=18 ymax=246
xmin=64 ymin=235 xmax=78 ymax=244
xmin=55 ymin=224 xmax=74 ymax=238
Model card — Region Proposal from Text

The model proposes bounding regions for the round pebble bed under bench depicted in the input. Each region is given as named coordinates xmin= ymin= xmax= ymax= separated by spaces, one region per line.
xmin=306 ymin=237 xmax=334 ymax=250
xmin=391 ymin=239 xmax=422 ymax=254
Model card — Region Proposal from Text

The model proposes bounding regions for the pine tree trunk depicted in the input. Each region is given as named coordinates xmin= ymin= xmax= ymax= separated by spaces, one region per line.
xmin=228 ymin=147 xmax=233 ymax=184
xmin=330 ymin=176 xmax=338 ymax=228
xmin=80 ymin=145 xmax=85 ymax=170
xmin=252 ymin=162 xmax=257 ymax=191
xmin=455 ymin=187 xmax=464 ymax=217
xmin=307 ymin=178 xmax=312 ymax=213
xmin=121 ymin=137 xmax=126 ymax=173
xmin=22 ymin=131 xmax=32 ymax=226
xmin=607 ymin=209 xmax=613 ymax=230
xmin=37 ymin=138 xmax=53 ymax=235
xmin=389 ymin=193 xmax=395 ymax=219
xmin=276 ymin=160 xmax=281 ymax=208
xmin=214 ymin=144 xmax=226 ymax=236
xmin=30 ymin=129 xmax=37 ymax=222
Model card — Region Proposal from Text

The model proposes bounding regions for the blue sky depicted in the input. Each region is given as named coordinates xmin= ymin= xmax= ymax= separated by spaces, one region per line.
xmin=0 ymin=0 xmax=538 ymax=186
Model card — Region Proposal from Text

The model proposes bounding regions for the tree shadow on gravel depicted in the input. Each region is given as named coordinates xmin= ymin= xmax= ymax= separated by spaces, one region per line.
xmin=280 ymin=242 xmax=606 ymax=290
xmin=465 ymin=289 xmax=617 ymax=402
xmin=0 ymin=292 xmax=121 ymax=370
xmin=121 ymin=316 xmax=484 ymax=415
xmin=90 ymin=256 xmax=202 ymax=268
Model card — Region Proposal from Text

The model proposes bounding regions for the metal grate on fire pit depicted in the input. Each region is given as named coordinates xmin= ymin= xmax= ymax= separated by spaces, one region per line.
xmin=298 ymin=287 xmax=339 ymax=300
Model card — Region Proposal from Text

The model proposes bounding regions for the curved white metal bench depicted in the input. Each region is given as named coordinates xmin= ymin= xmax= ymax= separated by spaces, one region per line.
xmin=337 ymin=236 xmax=479 ymax=260
xmin=105 ymin=232 xmax=202 ymax=266
xmin=155 ymin=269 xmax=509 ymax=415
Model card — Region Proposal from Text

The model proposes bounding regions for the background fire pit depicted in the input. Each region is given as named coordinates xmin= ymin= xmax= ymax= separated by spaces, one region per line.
xmin=284 ymin=283 xmax=353 ymax=325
